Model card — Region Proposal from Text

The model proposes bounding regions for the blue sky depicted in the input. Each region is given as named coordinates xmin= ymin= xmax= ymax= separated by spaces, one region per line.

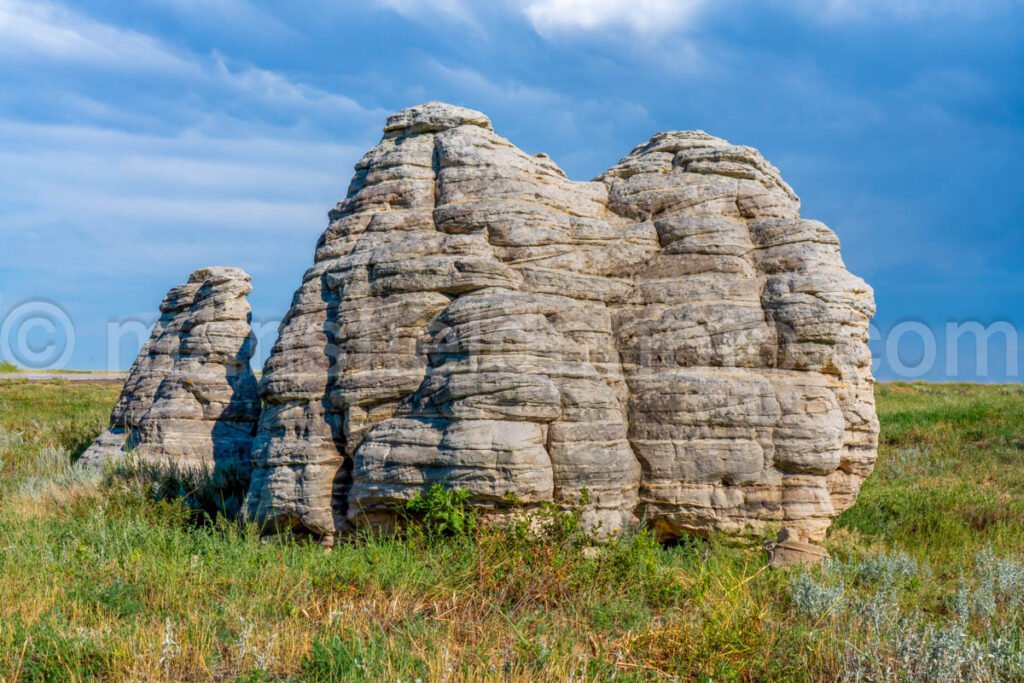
xmin=1 ymin=0 xmax=1022 ymax=380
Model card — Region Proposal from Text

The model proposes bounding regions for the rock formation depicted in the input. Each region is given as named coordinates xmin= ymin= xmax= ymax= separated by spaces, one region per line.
xmin=80 ymin=267 xmax=260 ymax=474
xmin=241 ymin=102 xmax=878 ymax=546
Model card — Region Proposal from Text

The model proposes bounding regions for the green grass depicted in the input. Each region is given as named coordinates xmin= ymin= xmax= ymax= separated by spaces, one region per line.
xmin=1 ymin=381 xmax=1023 ymax=681
xmin=0 ymin=360 xmax=19 ymax=373
xmin=837 ymin=383 xmax=1024 ymax=559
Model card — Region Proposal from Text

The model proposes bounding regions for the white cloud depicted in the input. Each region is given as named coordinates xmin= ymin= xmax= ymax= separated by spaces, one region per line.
xmin=428 ymin=60 xmax=652 ymax=125
xmin=0 ymin=0 xmax=193 ymax=71
xmin=0 ymin=116 xmax=371 ymax=369
xmin=0 ymin=0 xmax=387 ymax=242
xmin=372 ymin=0 xmax=476 ymax=24
xmin=366 ymin=0 xmax=1014 ymax=37
xmin=521 ymin=0 xmax=705 ymax=36
xmin=0 ymin=2 xmax=387 ymax=360
xmin=0 ymin=0 xmax=385 ymax=128
xmin=792 ymin=0 xmax=1014 ymax=22
xmin=0 ymin=116 xmax=376 ymax=368
xmin=372 ymin=0 xmax=706 ymax=37
xmin=0 ymin=120 xmax=364 ymax=272
xmin=210 ymin=56 xmax=385 ymax=120
xmin=429 ymin=61 xmax=567 ymax=109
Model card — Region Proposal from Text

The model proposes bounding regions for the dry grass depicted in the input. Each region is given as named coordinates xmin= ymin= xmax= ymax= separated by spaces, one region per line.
xmin=0 ymin=380 xmax=1023 ymax=681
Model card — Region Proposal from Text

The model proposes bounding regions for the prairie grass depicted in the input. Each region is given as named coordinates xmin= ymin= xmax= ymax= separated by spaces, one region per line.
xmin=0 ymin=380 xmax=1022 ymax=681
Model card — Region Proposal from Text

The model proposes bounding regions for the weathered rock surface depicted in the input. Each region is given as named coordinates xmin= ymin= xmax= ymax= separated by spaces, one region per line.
xmin=244 ymin=102 xmax=878 ymax=544
xmin=765 ymin=527 xmax=830 ymax=567
xmin=79 ymin=267 xmax=260 ymax=474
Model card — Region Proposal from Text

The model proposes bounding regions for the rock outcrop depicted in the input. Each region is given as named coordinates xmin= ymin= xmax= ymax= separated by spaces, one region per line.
xmin=80 ymin=267 xmax=260 ymax=474
xmin=244 ymin=102 xmax=878 ymax=545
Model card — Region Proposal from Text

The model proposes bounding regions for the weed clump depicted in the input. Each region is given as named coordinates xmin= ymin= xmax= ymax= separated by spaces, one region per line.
xmin=403 ymin=482 xmax=477 ymax=538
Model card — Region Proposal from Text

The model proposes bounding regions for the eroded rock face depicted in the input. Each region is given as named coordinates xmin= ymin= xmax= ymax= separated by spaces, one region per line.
xmin=80 ymin=267 xmax=260 ymax=474
xmin=244 ymin=102 xmax=878 ymax=543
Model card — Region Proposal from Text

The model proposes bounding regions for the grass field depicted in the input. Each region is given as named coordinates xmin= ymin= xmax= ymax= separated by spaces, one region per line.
xmin=1 ymin=381 xmax=1023 ymax=681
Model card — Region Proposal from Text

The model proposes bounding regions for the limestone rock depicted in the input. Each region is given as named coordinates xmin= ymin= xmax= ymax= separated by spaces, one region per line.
xmin=79 ymin=267 xmax=260 ymax=474
xmin=244 ymin=102 xmax=878 ymax=543
xmin=765 ymin=527 xmax=830 ymax=567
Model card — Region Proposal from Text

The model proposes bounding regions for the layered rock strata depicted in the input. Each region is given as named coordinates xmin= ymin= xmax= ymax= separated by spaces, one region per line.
xmin=79 ymin=267 xmax=260 ymax=474
xmin=244 ymin=102 xmax=878 ymax=544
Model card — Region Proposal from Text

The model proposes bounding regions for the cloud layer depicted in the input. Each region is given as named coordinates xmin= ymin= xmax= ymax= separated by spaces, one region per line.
xmin=522 ymin=0 xmax=705 ymax=35
xmin=1 ymin=0 xmax=1021 ymax=380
